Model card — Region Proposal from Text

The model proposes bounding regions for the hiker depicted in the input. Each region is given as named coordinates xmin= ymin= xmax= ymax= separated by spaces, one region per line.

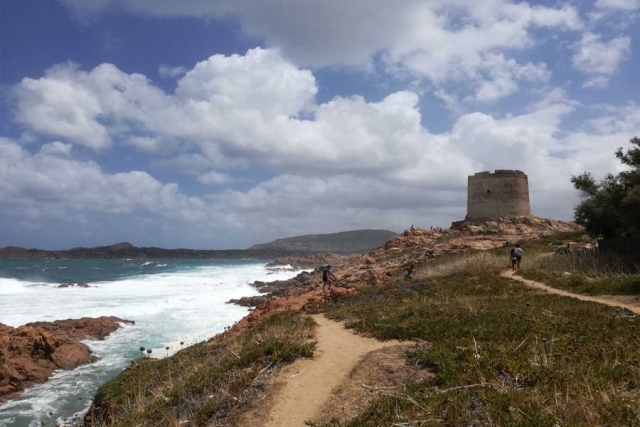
xmin=514 ymin=244 xmax=523 ymax=269
xmin=510 ymin=248 xmax=517 ymax=271
xmin=322 ymin=265 xmax=336 ymax=289
xmin=403 ymin=263 xmax=414 ymax=280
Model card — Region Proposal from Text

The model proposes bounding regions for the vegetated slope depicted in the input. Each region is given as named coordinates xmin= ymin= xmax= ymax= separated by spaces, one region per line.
xmin=248 ymin=229 xmax=398 ymax=255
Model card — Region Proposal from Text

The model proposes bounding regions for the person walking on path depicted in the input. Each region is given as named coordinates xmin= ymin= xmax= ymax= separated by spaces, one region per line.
xmin=510 ymin=248 xmax=517 ymax=271
xmin=403 ymin=263 xmax=415 ymax=280
xmin=514 ymin=244 xmax=523 ymax=269
xmin=322 ymin=265 xmax=337 ymax=290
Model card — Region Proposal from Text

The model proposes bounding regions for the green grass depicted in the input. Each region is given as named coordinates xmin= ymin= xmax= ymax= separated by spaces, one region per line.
xmin=87 ymin=311 xmax=316 ymax=427
xmin=322 ymin=253 xmax=640 ymax=426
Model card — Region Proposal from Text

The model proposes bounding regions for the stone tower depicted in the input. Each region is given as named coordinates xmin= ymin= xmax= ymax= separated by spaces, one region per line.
xmin=466 ymin=170 xmax=531 ymax=219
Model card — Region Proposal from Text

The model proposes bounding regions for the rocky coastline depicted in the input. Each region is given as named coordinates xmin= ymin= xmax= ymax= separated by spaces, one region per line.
xmin=227 ymin=216 xmax=584 ymax=319
xmin=0 ymin=316 xmax=134 ymax=403
xmin=0 ymin=216 xmax=584 ymax=420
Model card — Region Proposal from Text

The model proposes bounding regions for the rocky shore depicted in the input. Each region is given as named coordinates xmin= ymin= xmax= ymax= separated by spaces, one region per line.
xmin=227 ymin=216 xmax=584 ymax=327
xmin=0 ymin=316 xmax=134 ymax=403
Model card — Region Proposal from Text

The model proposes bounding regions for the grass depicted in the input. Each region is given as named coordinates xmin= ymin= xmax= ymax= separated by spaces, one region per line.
xmin=414 ymin=251 xmax=506 ymax=279
xmin=510 ymin=232 xmax=640 ymax=297
xmin=322 ymin=248 xmax=640 ymax=426
xmin=86 ymin=311 xmax=316 ymax=427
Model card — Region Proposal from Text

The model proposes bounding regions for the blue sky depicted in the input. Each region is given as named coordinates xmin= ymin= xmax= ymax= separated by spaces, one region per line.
xmin=0 ymin=0 xmax=638 ymax=250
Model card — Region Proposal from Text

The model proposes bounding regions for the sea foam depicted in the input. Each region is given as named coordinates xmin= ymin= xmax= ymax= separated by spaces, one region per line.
xmin=0 ymin=259 xmax=300 ymax=426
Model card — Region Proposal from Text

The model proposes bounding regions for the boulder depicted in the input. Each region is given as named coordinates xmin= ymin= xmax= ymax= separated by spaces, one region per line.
xmin=26 ymin=316 xmax=134 ymax=341
xmin=0 ymin=317 xmax=133 ymax=403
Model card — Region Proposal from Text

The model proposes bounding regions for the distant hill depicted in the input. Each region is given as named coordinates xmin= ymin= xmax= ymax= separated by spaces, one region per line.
xmin=249 ymin=229 xmax=399 ymax=255
xmin=0 ymin=242 xmax=295 ymax=260
xmin=0 ymin=230 xmax=398 ymax=259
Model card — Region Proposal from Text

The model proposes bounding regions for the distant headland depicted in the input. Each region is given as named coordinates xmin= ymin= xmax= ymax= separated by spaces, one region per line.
xmin=0 ymin=229 xmax=398 ymax=259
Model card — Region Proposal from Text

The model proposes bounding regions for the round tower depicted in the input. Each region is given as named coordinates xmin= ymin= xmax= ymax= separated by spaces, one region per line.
xmin=466 ymin=170 xmax=531 ymax=219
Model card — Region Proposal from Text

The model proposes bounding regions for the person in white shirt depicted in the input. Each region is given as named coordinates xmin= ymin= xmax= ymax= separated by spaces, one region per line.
xmin=514 ymin=245 xmax=523 ymax=269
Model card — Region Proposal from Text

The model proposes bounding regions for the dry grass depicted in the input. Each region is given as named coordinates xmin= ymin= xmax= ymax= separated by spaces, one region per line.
xmin=518 ymin=241 xmax=640 ymax=296
xmin=414 ymin=251 xmax=505 ymax=279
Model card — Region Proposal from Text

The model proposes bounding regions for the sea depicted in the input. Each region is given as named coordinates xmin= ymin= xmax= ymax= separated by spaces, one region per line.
xmin=0 ymin=258 xmax=302 ymax=427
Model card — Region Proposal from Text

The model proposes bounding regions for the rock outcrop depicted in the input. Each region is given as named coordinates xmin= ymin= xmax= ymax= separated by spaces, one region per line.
xmin=0 ymin=317 xmax=134 ymax=403
xmin=226 ymin=216 xmax=583 ymax=331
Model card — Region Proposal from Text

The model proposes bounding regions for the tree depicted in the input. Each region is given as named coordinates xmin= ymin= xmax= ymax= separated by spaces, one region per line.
xmin=571 ymin=137 xmax=640 ymax=238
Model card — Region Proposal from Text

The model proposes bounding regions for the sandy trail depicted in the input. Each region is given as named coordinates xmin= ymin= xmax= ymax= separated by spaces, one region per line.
xmin=261 ymin=314 xmax=402 ymax=427
xmin=501 ymin=270 xmax=640 ymax=314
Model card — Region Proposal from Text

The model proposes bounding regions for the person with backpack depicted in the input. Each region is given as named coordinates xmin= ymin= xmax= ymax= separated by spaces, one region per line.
xmin=322 ymin=265 xmax=337 ymax=290
xmin=510 ymin=248 xmax=517 ymax=271
xmin=514 ymin=244 xmax=523 ymax=269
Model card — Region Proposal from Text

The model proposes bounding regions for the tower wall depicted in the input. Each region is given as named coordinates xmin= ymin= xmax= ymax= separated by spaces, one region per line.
xmin=466 ymin=170 xmax=531 ymax=219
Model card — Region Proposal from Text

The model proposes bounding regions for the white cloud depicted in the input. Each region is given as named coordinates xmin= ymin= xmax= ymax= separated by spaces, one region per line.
xmin=150 ymin=154 xmax=217 ymax=174
xmin=434 ymin=89 xmax=464 ymax=115
xmin=10 ymin=50 xmax=433 ymax=176
xmin=127 ymin=136 xmax=161 ymax=152
xmin=175 ymin=48 xmax=317 ymax=117
xmin=0 ymin=137 xmax=206 ymax=221
xmin=39 ymin=141 xmax=73 ymax=157
xmin=14 ymin=62 xmax=172 ymax=150
xmin=587 ymin=104 xmax=640 ymax=135
xmin=573 ymin=32 xmax=631 ymax=75
xmin=14 ymin=63 xmax=111 ymax=149
xmin=583 ymin=76 xmax=610 ymax=88
xmin=9 ymin=49 xmax=630 ymax=203
xmin=595 ymin=0 xmax=640 ymax=11
xmin=159 ymin=65 xmax=188 ymax=78
xmin=197 ymin=170 xmax=232 ymax=185
xmin=474 ymin=54 xmax=550 ymax=101
xmin=58 ymin=0 xmax=584 ymax=101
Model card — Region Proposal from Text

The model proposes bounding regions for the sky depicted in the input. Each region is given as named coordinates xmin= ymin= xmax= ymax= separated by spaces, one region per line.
xmin=0 ymin=0 xmax=638 ymax=250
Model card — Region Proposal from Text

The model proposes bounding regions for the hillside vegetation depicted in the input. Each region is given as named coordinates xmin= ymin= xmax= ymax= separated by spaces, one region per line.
xmin=81 ymin=229 xmax=640 ymax=427
xmin=249 ymin=229 xmax=398 ymax=254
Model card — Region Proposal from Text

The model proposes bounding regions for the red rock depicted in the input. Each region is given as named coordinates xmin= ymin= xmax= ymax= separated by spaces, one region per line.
xmin=27 ymin=316 xmax=134 ymax=341
xmin=0 ymin=317 xmax=133 ymax=403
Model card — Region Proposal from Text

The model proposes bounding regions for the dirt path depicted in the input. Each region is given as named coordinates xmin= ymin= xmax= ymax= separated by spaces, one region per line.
xmin=501 ymin=270 xmax=640 ymax=314
xmin=244 ymin=272 xmax=640 ymax=426
xmin=259 ymin=314 xmax=405 ymax=427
